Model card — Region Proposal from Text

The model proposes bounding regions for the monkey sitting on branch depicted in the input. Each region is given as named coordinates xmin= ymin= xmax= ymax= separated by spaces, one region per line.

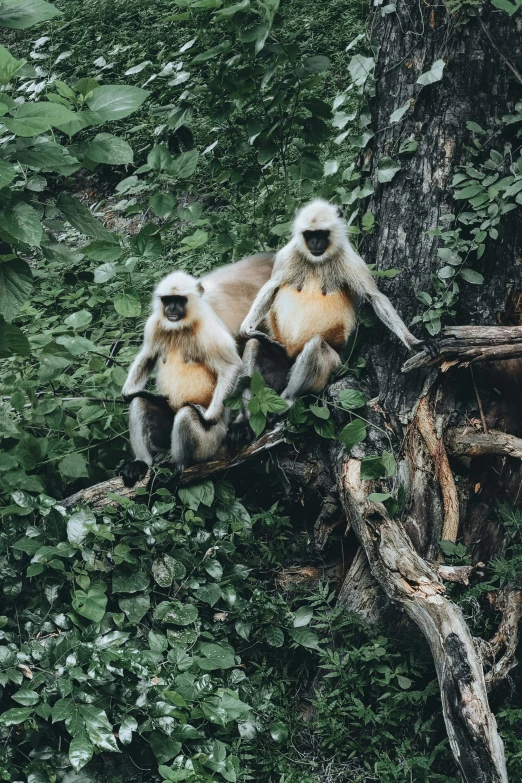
xmin=232 ymin=199 xmax=438 ymax=435
xmin=120 ymin=270 xmax=243 ymax=487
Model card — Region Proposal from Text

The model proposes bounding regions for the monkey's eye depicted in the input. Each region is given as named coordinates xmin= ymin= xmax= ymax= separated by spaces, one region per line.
xmin=161 ymin=295 xmax=187 ymax=321
xmin=303 ymin=229 xmax=330 ymax=257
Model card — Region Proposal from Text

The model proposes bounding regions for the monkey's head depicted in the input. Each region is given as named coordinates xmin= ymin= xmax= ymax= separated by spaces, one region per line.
xmin=153 ymin=271 xmax=205 ymax=330
xmin=292 ymin=199 xmax=346 ymax=262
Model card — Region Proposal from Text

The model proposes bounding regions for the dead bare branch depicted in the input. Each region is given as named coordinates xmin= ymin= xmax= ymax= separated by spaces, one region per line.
xmin=484 ymin=588 xmax=522 ymax=692
xmin=61 ymin=423 xmax=285 ymax=510
xmin=448 ymin=427 xmax=522 ymax=460
xmin=403 ymin=325 xmax=522 ymax=373
xmin=437 ymin=562 xmax=485 ymax=586
xmin=335 ymin=455 xmax=508 ymax=783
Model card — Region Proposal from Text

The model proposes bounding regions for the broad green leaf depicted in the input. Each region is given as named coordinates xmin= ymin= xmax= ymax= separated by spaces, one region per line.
xmin=293 ymin=606 xmax=313 ymax=627
xmin=0 ymin=202 xmax=42 ymax=246
xmin=265 ymin=626 xmax=284 ymax=647
xmin=15 ymin=141 xmax=79 ymax=172
xmin=0 ymin=258 xmax=32 ymax=321
xmin=0 ymin=322 xmax=31 ymax=357
xmin=192 ymin=41 xmax=231 ymax=64
xmin=94 ymin=263 xmax=117 ymax=283
xmin=360 ymin=455 xmax=386 ymax=480
xmin=0 ymin=44 xmax=26 ymax=83
xmin=67 ymin=509 xmax=96 ymax=544
xmin=149 ymin=193 xmax=176 ymax=218
xmin=180 ymin=229 xmax=208 ymax=250
xmin=0 ymin=707 xmax=33 ymax=725
xmin=461 ymin=268 xmax=484 ymax=284
xmin=389 ymin=101 xmax=410 ymax=124
xmin=11 ymin=688 xmax=39 ymax=706
xmin=339 ymin=389 xmax=367 ymax=410
xmin=381 ymin=450 xmax=396 ymax=477
xmin=152 ymin=555 xmax=186 ymax=587
xmin=149 ymin=731 xmax=182 ymax=764
xmin=348 ymin=54 xmax=375 ymax=87
xmin=65 ymin=309 xmax=92 ymax=329
xmin=337 ymin=419 xmax=366 ymax=449
xmin=270 ymin=721 xmax=288 ymax=743
xmin=118 ymin=716 xmax=137 ymax=746
xmin=309 ymin=404 xmax=330 ymax=420
xmin=416 ymin=59 xmax=445 ymax=87
xmin=112 ymin=569 xmax=149 ymax=593
xmin=0 ymin=0 xmax=61 ymax=29
xmin=84 ymin=241 xmax=122 ymax=263
xmin=397 ymin=675 xmax=413 ymax=689
xmin=72 ymin=589 xmax=107 ymax=622
xmin=170 ymin=150 xmax=199 ymax=179
xmin=69 ymin=733 xmax=93 ymax=773
xmin=114 ymin=292 xmax=141 ymax=317
xmin=57 ymin=194 xmax=114 ymax=241
xmin=147 ymin=145 xmax=172 ymax=171
xmin=197 ymin=643 xmax=235 ymax=670
xmin=377 ymin=156 xmax=401 ymax=184
xmin=0 ymin=159 xmax=16 ymax=189
xmin=118 ymin=593 xmax=150 ymax=623
xmin=156 ymin=601 xmax=198 ymax=625
xmin=82 ymin=133 xmax=134 ymax=165
xmin=288 ymin=627 xmax=320 ymax=650
xmin=86 ymin=85 xmax=149 ymax=121
xmin=214 ymin=0 xmax=249 ymax=19
xmin=3 ymin=101 xmax=76 ymax=136
xmin=58 ymin=452 xmax=89 ymax=478
xmin=491 ymin=0 xmax=519 ymax=13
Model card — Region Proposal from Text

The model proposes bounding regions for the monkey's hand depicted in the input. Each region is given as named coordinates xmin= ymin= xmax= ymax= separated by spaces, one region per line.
xmin=242 ymin=328 xmax=285 ymax=350
xmin=408 ymin=336 xmax=439 ymax=359
xmin=186 ymin=402 xmax=220 ymax=427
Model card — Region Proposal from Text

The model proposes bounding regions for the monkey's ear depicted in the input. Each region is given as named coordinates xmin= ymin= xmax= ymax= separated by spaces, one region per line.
xmin=196 ymin=281 xmax=205 ymax=295
xmin=336 ymin=206 xmax=344 ymax=219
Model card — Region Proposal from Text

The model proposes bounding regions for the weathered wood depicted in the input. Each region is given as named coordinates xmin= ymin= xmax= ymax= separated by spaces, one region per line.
xmin=448 ymin=427 xmax=522 ymax=460
xmin=403 ymin=327 xmax=522 ymax=373
xmin=61 ymin=423 xmax=285 ymax=509
xmin=484 ymin=588 xmax=522 ymax=691
xmin=437 ymin=562 xmax=485 ymax=586
xmin=334 ymin=455 xmax=508 ymax=783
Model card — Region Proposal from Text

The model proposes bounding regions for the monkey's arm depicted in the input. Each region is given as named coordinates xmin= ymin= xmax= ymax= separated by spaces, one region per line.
xmin=204 ymin=356 xmax=242 ymax=423
xmin=239 ymin=278 xmax=280 ymax=340
xmin=121 ymin=325 xmax=158 ymax=400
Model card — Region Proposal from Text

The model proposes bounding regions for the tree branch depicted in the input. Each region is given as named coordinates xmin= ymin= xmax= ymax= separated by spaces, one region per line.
xmin=403 ymin=325 xmax=522 ymax=373
xmin=483 ymin=588 xmax=522 ymax=692
xmin=61 ymin=423 xmax=285 ymax=510
xmin=448 ymin=426 xmax=522 ymax=460
xmin=334 ymin=455 xmax=508 ymax=783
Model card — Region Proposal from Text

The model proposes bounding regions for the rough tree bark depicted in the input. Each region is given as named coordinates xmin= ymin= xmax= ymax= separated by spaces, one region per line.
xmin=62 ymin=3 xmax=522 ymax=781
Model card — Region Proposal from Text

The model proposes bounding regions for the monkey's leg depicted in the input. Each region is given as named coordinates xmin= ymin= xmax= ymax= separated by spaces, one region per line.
xmin=171 ymin=407 xmax=227 ymax=471
xmin=122 ymin=398 xmax=174 ymax=487
xmin=282 ymin=336 xmax=341 ymax=403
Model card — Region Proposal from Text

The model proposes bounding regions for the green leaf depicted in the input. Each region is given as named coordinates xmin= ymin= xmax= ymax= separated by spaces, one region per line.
xmin=114 ymin=292 xmax=141 ymax=317
xmin=337 ymin=419 xmax=367 ymax=449
xmin=204 ymin=559 xmax=223 ymax=580
xmin=249 ymin=411 xmax=266 ymax=437
xmin=0 ymin=707 xmax=33 ymax=725
xmin=360 ymin=456 xmax=386 ymax=480
xmin=381 ymin=450 xmax=396 ymax=477
xmin=302 ymin=55 xmax=331 ymax=74
xmin=150 ymin=731 xmax=182 ymax=764
xmin=69 ymin=733 xmax=93 ymax=773
xmin=0 ymin=0 xmax=61 ymax=29
xmin=293 ymin=606 xmax=313 ymax=627
xmin=338 ymin=389 xmax=367 ymax=410
xmin=0 ymin=44 xmax=25 ymax=84
xmin=389 ymin=101 xmax=410 ymax=124
xmin=72 ymin=589 xmax=107 ymax=623
xmin=82 ymin=133 xmax=134 ymax=165
xmin=147 ymin=145 xmax=172 ymax=171
xmin=0 ymin=322 xmax=31 ymax=356
xmin=118 ymin=716 xmax=137 ymax=746
xmin=492 ymin=0 xmax=519 ymax=13
xmin=0 ymin=159 xmax=16 ymax=189
xmin=156 ymin=601 xmax=198 ymax=625
xmin=265 ymin=626 xmax=284 ymax=647
xmin=197 ymin=643 xmax=235 ymax=670
xmin=416 ymin=59 xmax=445 ymax=87
xmin=112 ymin=569 xmax=149 ymax=594
xmin=368 ymin=492 xmax=392 ymax=503
xmin=461 ymin=268 xmax=484 ymax=285
xmin=288 ymin=627 xmax=320 ymax=650
xmin=454 ymin=184 xmax=484 ymax=199
xmin=0 ymin=258 xmax=33 ymax=321
xmin=214 ymin=0 xmax=249 ymax=19
xmin=0 ymin=202 xmax=42 ymax=246
xmin=270 ymin=721 xmax=288 ymax=743
xmin=377 ymin=156 xmax=401 ymax=184
xmin=11 ymin=688 xmax=39 ymax=706
xmin=65 ymin=309 xmax=92 ymax=329
xmin=118 ymin=593 xmax=150 ymax=624
xmin=348 ymin=54 xmax=375 ymax=87
xmin=180 ymin=229 xmax=208 ymax=250
xmin=59 ymin=452 xmax=89 ymax=478
xmin=397 ymin=675 xmax=413 ymax=689
xmin=152 ymin=554 xmax=186 ymax=587
xmin=170 ymin=150 xmax=199 ymax=179
xmin=84 ymin=241 xmax=122 ymax=263
xmin=309 ymin=404 xmax=330 ymax=420
xmin=149 ymin=193 xmax=176 ymax=218
xmin=67 ymin=509 xmax=96 ymax=544
xmin=192 ymin=41 xmax=232 ymax=64
xmin=57 ymin=194 xmax=114 ymax=241
xmin=86 ymin=85 xmax=149 ymax=121
xmin=3 ymin=101 xmax=76 ymax=136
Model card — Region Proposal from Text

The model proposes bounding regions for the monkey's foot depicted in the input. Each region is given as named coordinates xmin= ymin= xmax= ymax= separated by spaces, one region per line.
xmin=147 ymin=462 xmax=183 ymax=492
xmin=420 ymin=339 xmax=440 ymax=358
xmin=228 ymin=416 xmax=255 ymax=453
xmin=121 ymin=459 xmax=149 ymax=488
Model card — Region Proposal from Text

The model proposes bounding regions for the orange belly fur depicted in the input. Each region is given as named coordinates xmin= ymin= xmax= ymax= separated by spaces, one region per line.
xmin=270 ymin=282 xmax=355 ymax=358
xmin=156 ymin=349 xmax=217 ymax=410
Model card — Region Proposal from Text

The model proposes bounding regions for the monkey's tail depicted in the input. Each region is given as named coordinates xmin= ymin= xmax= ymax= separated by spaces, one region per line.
xmin=123 ymin=391 xmax=172 ymax=412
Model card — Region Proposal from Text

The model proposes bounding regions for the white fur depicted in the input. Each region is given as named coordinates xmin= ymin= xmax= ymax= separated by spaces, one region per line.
xmin=291 ymin=199 xmax=347 ymax=263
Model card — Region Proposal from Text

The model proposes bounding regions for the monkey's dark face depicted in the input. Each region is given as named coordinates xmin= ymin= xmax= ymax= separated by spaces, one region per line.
xmin=161 ymin=295 xmax=188 ymax=322
xmin=303 ymin=229 xmax=330 ymax=257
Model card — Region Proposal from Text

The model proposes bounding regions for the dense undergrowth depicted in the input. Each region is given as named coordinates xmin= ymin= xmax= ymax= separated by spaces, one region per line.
xmin=1 ymin=0 xmax=522 ymax=781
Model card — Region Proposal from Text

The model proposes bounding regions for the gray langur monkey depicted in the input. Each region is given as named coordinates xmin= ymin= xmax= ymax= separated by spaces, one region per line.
xmin=121 ymin=270 xmax=242 ymax=487
xmin=234 ymin=199 xmax=437 ymax=420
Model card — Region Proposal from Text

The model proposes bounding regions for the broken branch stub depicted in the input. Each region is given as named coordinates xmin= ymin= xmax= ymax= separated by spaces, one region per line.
xmin=335 ymin=456 xmax=508 ymax=783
